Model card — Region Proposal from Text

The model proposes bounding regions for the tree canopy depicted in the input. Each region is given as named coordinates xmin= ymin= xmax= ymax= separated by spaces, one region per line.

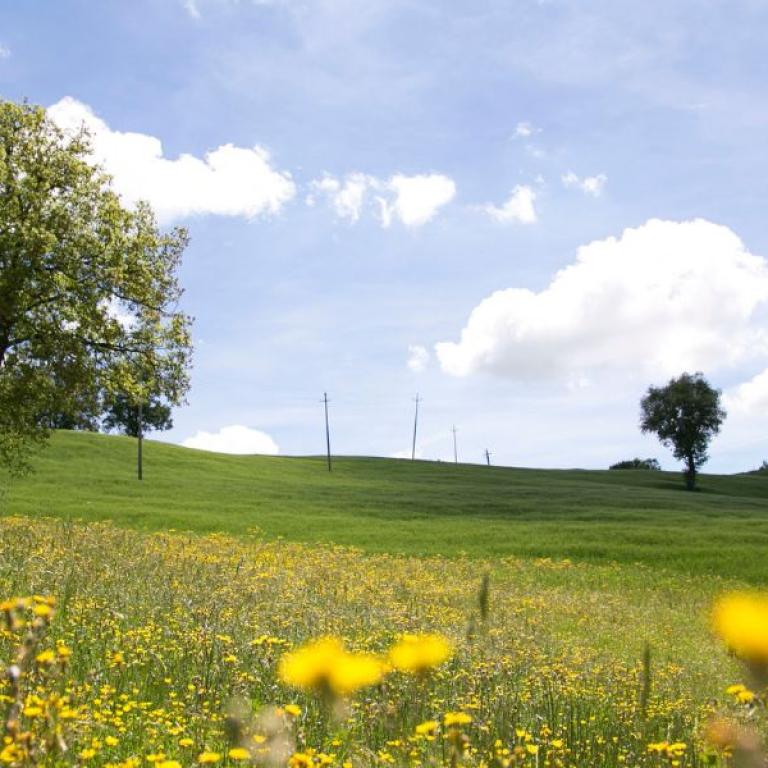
xmin=639 ymin=372 xmax=725 ymax=490
xmin=102 ymin=393 xmax=173 ymax=438
xmin=0 ymin=100 xmax=192 ymax=473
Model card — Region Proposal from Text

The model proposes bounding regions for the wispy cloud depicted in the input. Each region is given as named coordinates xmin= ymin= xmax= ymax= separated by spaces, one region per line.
xmin=308 ymin=172 xmax=456 ymax=228
xmin=562 ymin=171 xmax=607 ymax=197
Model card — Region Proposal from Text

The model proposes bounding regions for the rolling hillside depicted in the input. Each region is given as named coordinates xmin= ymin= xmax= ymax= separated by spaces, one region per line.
xmin=4 ymin=430 xmax=768 ymax=582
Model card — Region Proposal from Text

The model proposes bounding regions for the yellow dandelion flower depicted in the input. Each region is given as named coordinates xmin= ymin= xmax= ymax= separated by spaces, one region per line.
xmin=278 ymin=637 xmax=384 ymax=696
xmin=179 ymin=738 xmax=194 ymax=748
xmin=197 ymin=752 xmax=221 ymax=763
xmin=444 ymin=712 xmax=472 ymax=727
xmin=284 ymin=704 xmax=301 ymax=717
xmin=157 ymin=762 xmax=182 ymax=768
xmin=32 ymin=604 xmax=53 ymax=618
xmin=388 ymin=634 xmax=452 ymax=674
xmin=228 ymin=748 xmax=250 ymax=760
xmin=712 ymin=592 xmax=768 ymax=663
xmin=35 ymin=649 xmax=56 ymax=665
xmin=415 ymin=720 xmax=439 ymax=736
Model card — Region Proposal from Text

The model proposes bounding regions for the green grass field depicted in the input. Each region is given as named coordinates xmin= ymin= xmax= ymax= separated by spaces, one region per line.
xmin=3 ymin=430 xmax=768 ymax=766
xmin=4 ymin=430 xmax=768 ymax=583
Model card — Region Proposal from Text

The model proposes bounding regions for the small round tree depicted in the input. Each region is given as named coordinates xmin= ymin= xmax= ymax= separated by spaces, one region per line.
xmin=640 ymin=372 xmax=726 ymax=491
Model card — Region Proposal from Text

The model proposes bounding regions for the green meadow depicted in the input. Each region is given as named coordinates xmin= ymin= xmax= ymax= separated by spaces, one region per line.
xmin=4 ymin=429 xmax=768 ymax=583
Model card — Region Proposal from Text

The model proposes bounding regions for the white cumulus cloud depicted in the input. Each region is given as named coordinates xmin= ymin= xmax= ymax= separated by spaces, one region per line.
xmin=182 ymin=425 xmax=280 ymax=455
xmin=482 ymin=185 xmax=537 ymax=224
xmin=562 ymin=171 xmax=607 ymax=197
xmin=381 ymin=173 xmax=456 ymax=227
xmin=725 ymin=368 xmax=768 ymax=415
xmin=436 ymin=219 xmax=768 ymax=382
xmin=407 ymin=344 xmax=430 ymax=373
xmin=309 ymin=172 xmax=456 ymax=227
xmin=48 ymin=97 xmax=296 ymax=223
xmin=0 ymin=44 xmax=10 ymax=59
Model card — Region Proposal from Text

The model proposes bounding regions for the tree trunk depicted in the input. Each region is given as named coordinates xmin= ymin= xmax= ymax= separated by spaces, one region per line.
xmin=684 ymin=456 xmax=696 ymax=491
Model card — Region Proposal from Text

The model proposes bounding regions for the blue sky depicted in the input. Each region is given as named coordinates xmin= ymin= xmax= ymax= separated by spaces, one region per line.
xmin=3 ymin=0 xmax=768 ymax=471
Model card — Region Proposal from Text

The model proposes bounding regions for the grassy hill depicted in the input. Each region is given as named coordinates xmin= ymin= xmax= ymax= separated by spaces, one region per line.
xmin=4 ymin=429 xmax=768 ymax=582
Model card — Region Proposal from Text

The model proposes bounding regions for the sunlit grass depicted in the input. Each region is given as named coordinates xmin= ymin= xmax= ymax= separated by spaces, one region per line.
xmin=5 ymin=431 xmax=768 ymax=583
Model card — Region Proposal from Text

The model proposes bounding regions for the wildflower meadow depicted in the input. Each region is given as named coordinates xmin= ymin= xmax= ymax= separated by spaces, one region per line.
xmin=0 ymin=515 xmax=765 ymax=767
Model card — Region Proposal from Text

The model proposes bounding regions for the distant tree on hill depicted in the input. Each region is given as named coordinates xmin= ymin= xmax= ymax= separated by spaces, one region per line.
xmin=640 ymin=372 xmax=725 ymax=491
xmin=0 ymin=99 xmax=192 ymax=474
xmin=102 ymin=393 xmax=173 ymax=438
xmin=609 ymin=458 xmax=661 ymax=471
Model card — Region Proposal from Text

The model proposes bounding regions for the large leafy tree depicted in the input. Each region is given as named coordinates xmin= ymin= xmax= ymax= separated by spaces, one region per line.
xmin=0 ymin=100 xmax=192 ymax=473
xmin=640 ymin=372 xmax=726 ymax=491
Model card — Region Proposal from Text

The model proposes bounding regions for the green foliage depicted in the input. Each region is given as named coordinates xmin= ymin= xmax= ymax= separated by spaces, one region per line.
xmin=8 ymin=431 xmax=768 ymax=584
xmin=102 ymin=393 xmax=173 ymax=438
xmin=609 ymin=458 xmax=661 ymax=471
xmin=640 ymin=372 xmax=726 ymax=491
xmin=0 ymin=100 xmax=192 ymax=473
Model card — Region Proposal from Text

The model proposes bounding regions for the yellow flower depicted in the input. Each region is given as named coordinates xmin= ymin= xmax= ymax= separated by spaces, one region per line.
xmin=198 ymin=752 xmax=221 ymax=763
xmin=388 ymin=634 xmax=452 ymax=674
xmin=278 ymin=637 xmax=384 ymax=696
xmin=289 ymin=753 xmax=313 ymax=768
xmin=284 ymin=704 xmax=301 ymax=717
xmin=79 ymin=748 xmax=97 ymax=760
xmin=157 ymin=762 xmax=182 ymax=768
xmin=712 ymin=592 xmax=768 ymax=663
xmin=179 ymin=738 xmax=194 ymax=748
xmin=0 ymin=744 xmax=25 ymax=764
xmin=35 ymin=649 xmax=56 ymax=665
xmin=56 ymin=644 xmax=72 ymax=660
xmin=444 ymin=712 xmax=472 ymax=727
xmin=228 ymin=748 xmax=250 ymax=760
xmin=32 ymin=603 xmax=53 ymax=618
xmin=415 ymin=720 xmax=439 ymax=737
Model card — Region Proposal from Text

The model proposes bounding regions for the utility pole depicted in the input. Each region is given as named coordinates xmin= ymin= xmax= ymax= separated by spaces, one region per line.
xmin=484 ymin=448 xmax=491 ymax=466
xmin=411 ymin=393 xmax=420 ymax=460
xmin=137 ymin=400 xmax=143 ymax=481
xmin=323 ymin=392 xmax=332 ymax=472
xmin=452 ymin=425 xmax=458 ymax=464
